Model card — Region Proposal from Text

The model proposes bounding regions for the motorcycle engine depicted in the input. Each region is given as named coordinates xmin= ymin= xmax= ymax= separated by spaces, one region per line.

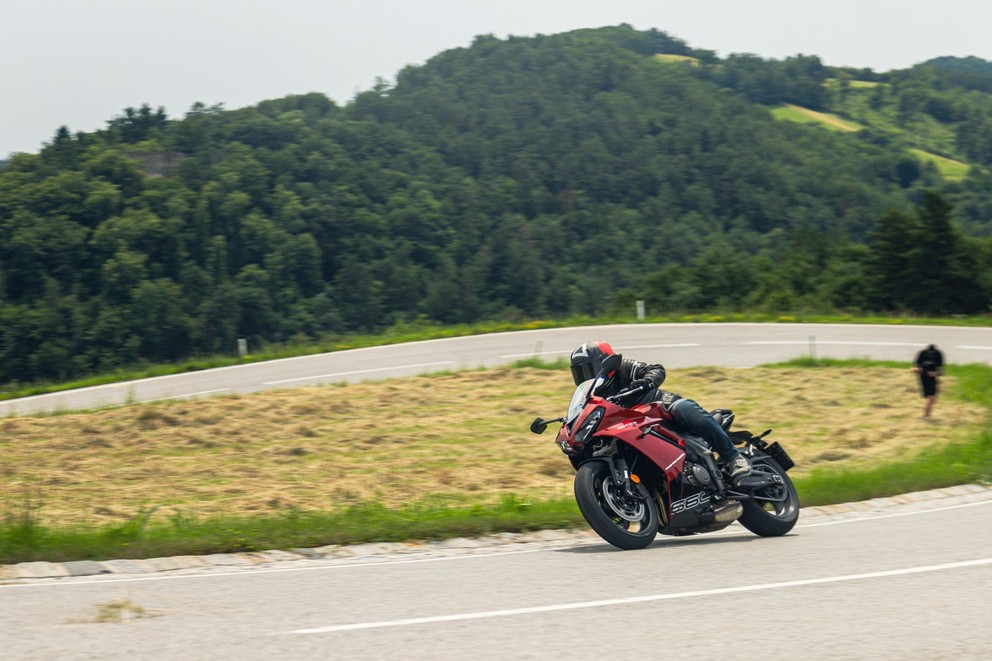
xmin=683 ymin=461 xmax=712 ymax=489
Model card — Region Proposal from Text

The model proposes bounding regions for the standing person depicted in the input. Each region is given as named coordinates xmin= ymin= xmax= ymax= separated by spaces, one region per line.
xmin=568 ymin=340 xmax=752 ymax=483
xmin=913 ymin=344 xmax=944 ymax=419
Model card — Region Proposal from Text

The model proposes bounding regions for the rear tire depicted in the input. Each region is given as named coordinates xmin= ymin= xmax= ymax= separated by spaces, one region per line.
xmin=737 ymin=455 xmax=799 ymax=537
xmin=574 ymin=460 xmax=659 ymax=550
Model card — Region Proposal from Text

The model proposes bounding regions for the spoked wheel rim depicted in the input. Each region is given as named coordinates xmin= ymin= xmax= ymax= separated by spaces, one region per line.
xmin=575 ymin=460 xmax=659 ymax=549
xmin=598 ymin=474 xmax=648 ymax=526
xmin=737 ymin=455 xmax=799 ymax=537
xmin=751 ymin=461 xmax=798 ymax=520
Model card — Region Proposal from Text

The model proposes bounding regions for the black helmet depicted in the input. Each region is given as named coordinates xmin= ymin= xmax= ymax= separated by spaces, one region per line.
xmin=569 ymin=341 xmax=618 ymax=386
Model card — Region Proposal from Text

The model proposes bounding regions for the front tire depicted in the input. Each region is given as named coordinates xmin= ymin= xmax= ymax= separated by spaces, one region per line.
xmin=574 ymin=460 xmax=659 ymax=550
xmin=738 ymin=454 xmax=799 ymax=537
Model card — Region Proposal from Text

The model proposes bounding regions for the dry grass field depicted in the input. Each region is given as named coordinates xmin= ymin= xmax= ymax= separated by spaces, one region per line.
xmin=1 ymin=366 xmax=984 ymax=526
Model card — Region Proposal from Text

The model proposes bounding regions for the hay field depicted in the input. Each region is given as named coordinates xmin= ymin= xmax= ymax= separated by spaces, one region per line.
xmin=1 ymin=366 xmax=983 ymax=526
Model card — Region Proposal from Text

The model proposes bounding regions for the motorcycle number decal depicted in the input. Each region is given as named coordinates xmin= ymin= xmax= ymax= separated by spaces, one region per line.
xmin=671 ymin=491 xmax=710 ymax=514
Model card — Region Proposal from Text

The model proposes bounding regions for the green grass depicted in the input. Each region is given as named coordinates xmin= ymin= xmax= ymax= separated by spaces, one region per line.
xmin=776 ymin=89 xmax=983 ymax=180
xmin=824 ymin=78 xmax=883 ymax=90
xmin=771 ymin=104 xmax=864 ymax=132
xmin=909 ymin=148 xmax=971 ymax=181
xmin=836 ymin=85 xmax=963 ymax=163
xmin=780 ymin=360 xmax=991 ymax=504
xmin=2 ymin=359 xmax=988 ymax=566
xmin=0 ymin=495 xmax=584 ymax=564
xmin=510 ymin=356 xmax=569 ymax=370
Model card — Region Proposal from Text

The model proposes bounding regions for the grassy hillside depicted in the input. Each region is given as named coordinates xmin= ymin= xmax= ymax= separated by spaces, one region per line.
xmin=909 ymin=148 xmax=971 ymax=181
xmin=772 ymin=100 xmax=972 ymax=181
xmin=774 ymin=77 xmax=982 ymax=183
xmin=771 ymin=103 xmax=864 ymax=131
xmin=3 ymin=25 xmax=992 ymax=389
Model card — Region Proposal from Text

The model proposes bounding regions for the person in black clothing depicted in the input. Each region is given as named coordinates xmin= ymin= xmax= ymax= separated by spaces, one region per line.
xmin=569 ymin=340 xmax=751 ymax=482
xmin=913 ymin=344 xmax=944 ymax=419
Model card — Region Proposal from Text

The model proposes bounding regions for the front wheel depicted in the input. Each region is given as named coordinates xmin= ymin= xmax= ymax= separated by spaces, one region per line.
xmin=737 ymin=454 xmax=799 ymax=537
xmin=574 ymin=460 xmax=659 ymax=550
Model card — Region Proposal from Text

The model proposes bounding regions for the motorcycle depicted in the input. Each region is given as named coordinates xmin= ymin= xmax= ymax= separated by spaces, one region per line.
xmin=530 ymin=354 xmax=799 ymax=549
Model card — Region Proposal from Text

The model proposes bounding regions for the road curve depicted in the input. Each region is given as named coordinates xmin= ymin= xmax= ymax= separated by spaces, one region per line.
xmin=2 ymin=486 xmax=990 ymax=659
xmin=3 ymin=322 xmax=990 ymax=416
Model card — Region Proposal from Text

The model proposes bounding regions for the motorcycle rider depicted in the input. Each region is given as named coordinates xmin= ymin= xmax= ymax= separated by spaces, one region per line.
xmin=569 ymin=340 xmax=752 ymax=483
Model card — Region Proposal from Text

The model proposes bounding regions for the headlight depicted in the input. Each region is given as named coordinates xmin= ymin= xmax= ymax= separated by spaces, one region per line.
xmin=575 ymin=407 xmax=605 ymax=444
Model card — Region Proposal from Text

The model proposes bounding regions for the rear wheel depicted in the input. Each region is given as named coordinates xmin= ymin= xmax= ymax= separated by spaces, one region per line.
xmin=738 ymin=454 xmax=799 ymax=536
xmin=574 ymin=460 xmax=659 ymax=550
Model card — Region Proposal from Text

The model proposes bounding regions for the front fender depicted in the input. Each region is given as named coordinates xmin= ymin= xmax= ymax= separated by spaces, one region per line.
xmin=576 ymin=453 xmax=653 ymax=501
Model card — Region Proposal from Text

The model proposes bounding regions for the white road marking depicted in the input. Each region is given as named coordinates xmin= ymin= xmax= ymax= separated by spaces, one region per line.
xmin=0 ymin=386 xmax=231 ymax=412
xmin=617 ymin=343 xmax=702 ymax=350
xmin=263 ymin=361 xmax=454 ymax=385
xmin=672 ymin=498 xmax=992 ymax=541
xmin=744 ymin=341 xmax=922 ymax=347
xmin=147 ymin=389 xmax=229 ymax=402
xmin=0 ymin=545 xmax=564 ymax=588
xmin=0 ymin=382 xmax=128 ymax=401
xmin=500 ymin=343 xmax=702 ymax=359
xmin=499 ymin=350 xmax=572 ymax=359
xmin=958 ymin=345 xmax=992 ymax=351
xmin=285 ymin=558 xmax=992 ymax=634
xmin=0 ymin=354 xmax=319 ymax=402
xmin=794 ymin=498 xmax=992 ymax=528
xmin=4 ymin=499 xmax=989 ymax=589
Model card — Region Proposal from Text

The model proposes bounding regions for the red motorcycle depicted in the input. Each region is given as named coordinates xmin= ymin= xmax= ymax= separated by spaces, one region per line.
xmin=530 ymin=354 xmax=799 ymax=549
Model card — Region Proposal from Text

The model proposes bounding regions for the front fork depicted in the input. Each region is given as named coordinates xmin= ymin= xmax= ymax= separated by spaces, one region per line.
xmin=596 ymin=444 xmax=669 ymax=527
xmin=597 ymin=449 xmax=652 ymax=502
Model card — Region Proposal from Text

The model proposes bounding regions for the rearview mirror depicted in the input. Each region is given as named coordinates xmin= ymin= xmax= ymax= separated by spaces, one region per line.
xmin=530 ymin=417 xmax=548 ymax=435
xmin=601 ymin=354 xmax=622 ymax=375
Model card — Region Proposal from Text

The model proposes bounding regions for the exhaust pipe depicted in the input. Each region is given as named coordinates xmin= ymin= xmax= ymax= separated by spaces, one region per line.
xmin=714 ymin=501 xmax=743 ymax=524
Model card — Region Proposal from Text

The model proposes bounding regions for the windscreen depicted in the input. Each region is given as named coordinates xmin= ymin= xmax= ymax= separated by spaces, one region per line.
xmin=566 ymin=376 xmax=603 ymax=424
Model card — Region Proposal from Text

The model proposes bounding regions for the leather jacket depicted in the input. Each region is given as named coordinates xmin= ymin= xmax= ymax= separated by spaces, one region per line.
xmin=596 ymin=358 xmax=674 ymax=406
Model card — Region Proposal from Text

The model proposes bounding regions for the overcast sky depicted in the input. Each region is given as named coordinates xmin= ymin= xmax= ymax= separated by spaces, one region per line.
xmin=2 ymin=0 xmax=990 ymax=157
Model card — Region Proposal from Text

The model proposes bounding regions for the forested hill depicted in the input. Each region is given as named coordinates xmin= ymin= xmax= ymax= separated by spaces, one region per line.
xmin=2 ymin=25 xmax=992 ymax=385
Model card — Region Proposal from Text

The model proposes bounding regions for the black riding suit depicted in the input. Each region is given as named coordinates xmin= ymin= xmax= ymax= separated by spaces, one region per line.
xmin=597 ymin=359 xmax=741 ymax=462
xmin=915 ymin=346 xmax=943 ymax=397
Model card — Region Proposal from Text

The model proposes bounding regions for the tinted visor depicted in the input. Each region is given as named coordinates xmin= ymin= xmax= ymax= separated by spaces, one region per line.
xmin=570 ymin=360 xmax=599 ymax=386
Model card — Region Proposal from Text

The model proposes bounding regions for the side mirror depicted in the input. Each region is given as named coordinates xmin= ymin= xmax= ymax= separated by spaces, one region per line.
xmin=530 ymin=417 xmax=548 ymax=435
xmin=601 ymin=354 xmax=622 ymax=375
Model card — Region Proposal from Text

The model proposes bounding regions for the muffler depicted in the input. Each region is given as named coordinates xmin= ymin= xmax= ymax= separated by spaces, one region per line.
xmin=714 ymin=500 xmax=743 ymax=524
xmin=697 ymin=500 xmax=743 ymax=532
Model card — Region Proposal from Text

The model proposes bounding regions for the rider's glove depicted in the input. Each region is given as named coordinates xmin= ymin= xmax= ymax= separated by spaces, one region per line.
xmin=628 ymin=379 xmax=655 ymax=393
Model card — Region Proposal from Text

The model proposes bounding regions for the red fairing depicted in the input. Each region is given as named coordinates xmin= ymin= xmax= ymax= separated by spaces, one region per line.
xmin=556 ymin=396 xmax=686 ymax=482
xmin=598 ymin=401 xmax=686 ymax=481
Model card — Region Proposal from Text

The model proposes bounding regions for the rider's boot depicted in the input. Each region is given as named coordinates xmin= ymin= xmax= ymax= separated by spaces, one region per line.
xmin=727 ymin=455 xmax=751 ymax=483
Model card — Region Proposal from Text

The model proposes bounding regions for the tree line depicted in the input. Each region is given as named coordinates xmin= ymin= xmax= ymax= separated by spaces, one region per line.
xmin=2 ymin=25 xmax=991 ymax=385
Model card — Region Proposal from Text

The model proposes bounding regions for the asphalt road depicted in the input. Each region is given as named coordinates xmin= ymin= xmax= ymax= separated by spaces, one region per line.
xmin=3 ymin=322 xmax=990 ymax=416
xmin=2 ymin=489 xmax=990 ymax=659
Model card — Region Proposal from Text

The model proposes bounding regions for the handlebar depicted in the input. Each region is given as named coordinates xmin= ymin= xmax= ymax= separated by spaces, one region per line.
xmin=606 ymin=384 xmax=648 ymax=404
